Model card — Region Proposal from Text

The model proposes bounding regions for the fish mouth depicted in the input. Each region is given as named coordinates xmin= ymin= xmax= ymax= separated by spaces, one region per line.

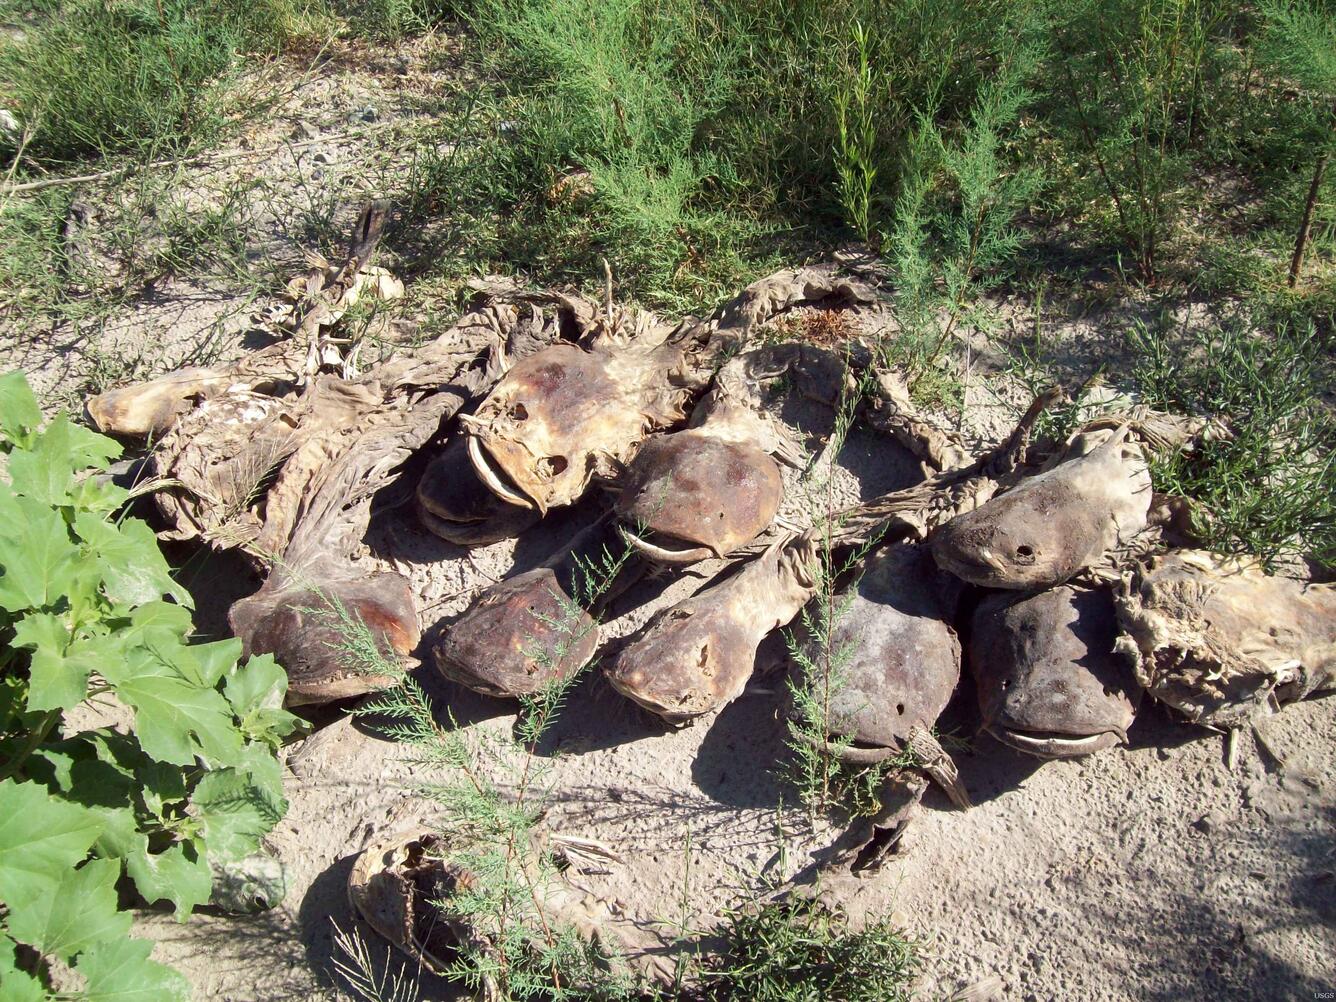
xmin=416 ymin=497 xmax=536 ymax=547
xmin=603 ymin=669 xmax=696 ymax=725
xmin=617 ymin=524 xmax=716 ymax=565
xmin=467 ymin=435 xmax=539 ymax=512
xmin=932 ymin=545 xmax=1011 ymax=585
xmin=988 ymin=724 xmax=1125 ymax=759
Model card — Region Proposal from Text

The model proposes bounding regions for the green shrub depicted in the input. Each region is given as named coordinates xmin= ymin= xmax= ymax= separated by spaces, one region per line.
xmin=1128 ymin=314 xmax=1336 ymax=567
xmin=0 ymin=371 xmax=302 ymax=999
xmin=704 ymin=899 xmax=919 ymax=1002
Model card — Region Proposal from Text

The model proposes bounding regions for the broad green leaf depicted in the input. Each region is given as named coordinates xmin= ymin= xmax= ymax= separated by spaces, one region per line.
xmin=0 ymin=935 xmax=47 ymax=1002
xmin=0 ymin=371 xmax=42 ymax=449
xmin=121 ymin=601 xmax=194 ymax=646
xmin=137 ymin=761 xmax=187 ymax=818
xmin=125 ymin=841 xmax=212 ymax=919
xmin=0 ymin=779 xmax=103 ymax=911
xmin=7 ymin=415 xmax=120 ymax=507
xmin=190 ymin=767 xmax=285 ymax=862
xmin=224 ymin=654 xmax=302 ymax=746
xmin=76 ymin=934 xmax=190 ymax=1002
xmin=191 ymin=638 xmax=244 ymax=689
xmin=0 ymin=498 xmax=79 ymax=612
xmin=5 ymin=858 xmax=129 ymax=962
xmin=66 ymin=758 xmax=140 ymax=860
xmin=30 ymin=738 xmax=93 ymax=792
xmin=12 ymin=612 xmax=99 ymax=711
xmin=73 ymin=514 xmax=178 ymax=608
xmin=103 ymin=649 xmax=242 ymax=767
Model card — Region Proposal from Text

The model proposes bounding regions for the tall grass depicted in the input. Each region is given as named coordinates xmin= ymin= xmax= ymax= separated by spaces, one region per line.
xmin=0 ymin=0 xmax=321 ymax=164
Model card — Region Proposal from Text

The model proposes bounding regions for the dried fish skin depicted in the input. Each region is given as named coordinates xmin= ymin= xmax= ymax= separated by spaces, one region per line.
xmin=1116 ymin=550 xmax=1336 ymax=728
xmin=931 ymin=426 xmax=1152 ymax=589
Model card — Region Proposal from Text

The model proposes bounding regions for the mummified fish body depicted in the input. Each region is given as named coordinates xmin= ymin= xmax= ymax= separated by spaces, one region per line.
xmin=809 ymin=542 xmax=962 ymax=752
xmin=1116 ymin=550 xmax=1336 ymax=729
xmin=970 ymin=585 xmax=1137 ymax=758
xmin=615 ymin=429 xmax=783 ymax=563
xmin=605 ymin=535 xmax=820 ymax=721
xmin=931 ymin=426 xmax=1152 ymax=590
xmin=229 ymin=572 xmax=418 ymax=706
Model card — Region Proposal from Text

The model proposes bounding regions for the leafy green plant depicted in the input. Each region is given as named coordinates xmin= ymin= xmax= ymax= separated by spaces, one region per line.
xmin=1257 ymin=0 xmax=1336 ymax=286
xmin=883 ymin=21 xmax=1041 ymax=407
xmin=0 ymin=0 xmax=316 ymax=164
xmin=1050 ymin=0 xmax=1234 ymax=283
xmin=0 ymin=371 xmax=302 ymax=999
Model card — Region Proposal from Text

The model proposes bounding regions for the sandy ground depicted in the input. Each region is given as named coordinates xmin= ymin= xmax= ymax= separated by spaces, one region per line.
xmin=7 ymin=33 xmax=1333 ymax=1002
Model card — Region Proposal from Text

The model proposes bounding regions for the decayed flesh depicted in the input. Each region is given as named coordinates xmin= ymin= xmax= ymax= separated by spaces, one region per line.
xmin=433 ymin=521 xmax=632 ymax=697
xmin=930 ymin=425 xmax=1152 ymax=589
xmin=605 ymin=536 xmax=820 ymax=721
xmin=346 ymin=829 xmax=486 ymax=979
xmin=460 ymin=338 xmax=694 ymax=515
xmin=229 ymin=571 xmax=418 ymax=706
xmin=969 ymin=585 xmax=1137 ymax=759
xmin=85 ymin=367 xmax=240 ymax=439
xmin=416 ymin=436 xmax=540 ymax=546
xmin=1115 ymin=550 xmax=1336 ymax=729
xmin=349 ymin=827 xmax=678 ymax=992
xmin=615 ymin=429 xmax=783 ymax=562
xmin=810 ymin=542 xmax=962 ymax=753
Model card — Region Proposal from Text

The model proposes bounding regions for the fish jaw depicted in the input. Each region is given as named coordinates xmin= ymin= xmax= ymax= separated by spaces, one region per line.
xmin=417 ymin=439 xmax=540 ymax=544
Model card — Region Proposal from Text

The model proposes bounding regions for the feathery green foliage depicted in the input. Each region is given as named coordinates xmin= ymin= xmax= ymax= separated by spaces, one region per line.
xmin=1128 ymin=313 xmax=1336 ymax=567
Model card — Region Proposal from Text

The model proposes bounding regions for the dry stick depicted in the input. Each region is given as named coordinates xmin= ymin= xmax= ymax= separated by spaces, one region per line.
xmin=1289 ymin=151 xmax=1330 ymax=288
xmin=1 ymin=128 xmax=384 ymax=195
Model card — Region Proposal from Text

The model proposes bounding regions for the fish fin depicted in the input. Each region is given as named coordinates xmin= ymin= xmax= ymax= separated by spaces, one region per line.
xmin=906 ymin=725 xmax=971 ymax=810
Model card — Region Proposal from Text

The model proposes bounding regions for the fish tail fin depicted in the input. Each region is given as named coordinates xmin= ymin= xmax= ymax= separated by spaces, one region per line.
xmin=906 ymin=725 xmax=972 ymax=810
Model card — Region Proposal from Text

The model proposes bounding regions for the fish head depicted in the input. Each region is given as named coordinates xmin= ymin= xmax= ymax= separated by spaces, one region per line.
xmin=819 ymin=544 xmax=962 ymax=749
xmin=432 ymin=567 xmax=598 ymax=698
xmin=416 ymin=437 xmax=540 ymax=545
xmin=462 ymin=343 xmax=641 ymax=513
xmin=969 ymin=585 xmax=1136 ymax=758
xmin=230 ymin=573 xmax=418 ymax=706
xmin=615 ymin=430 xmax=783 ymax=563
xmin=930 ymin=476 xmax=1096 ymax=589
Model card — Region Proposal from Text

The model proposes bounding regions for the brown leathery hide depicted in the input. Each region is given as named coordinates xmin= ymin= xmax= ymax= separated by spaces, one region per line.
xmin=931 ymin=425 xmax=1152 ymax=590
xmin=811 ymin=542 xmax=962 ymax=752
xmin=229 ymin=570 xmax=419 ymax=706
xmin=460 ymin=339 xmax=694 ymax=515
xmin=614 ymin=430 xmax=783 ymax=563
xmin=970 ymin=585 xmax=1137 ymax=759
xmin=605 ymin=535 xmax=820 ymax=721
xmin=433 ymin=520 xmax=635 ymax=698
xmin=1115 ymin=550 xmax=1336 ymax=728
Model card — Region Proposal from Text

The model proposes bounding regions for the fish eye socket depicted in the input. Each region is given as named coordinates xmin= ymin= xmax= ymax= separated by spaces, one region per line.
xmin=1015 ymin=544 xmax=1036 ymax=561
